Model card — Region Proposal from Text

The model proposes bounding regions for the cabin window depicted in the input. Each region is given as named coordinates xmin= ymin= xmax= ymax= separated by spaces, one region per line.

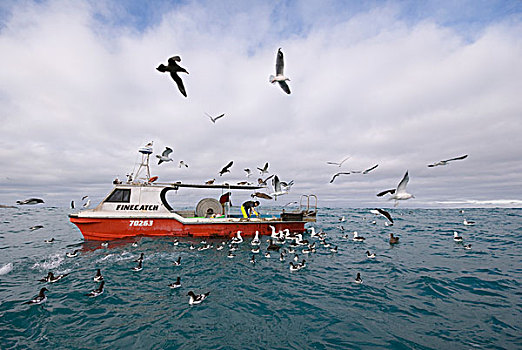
xmin=105 ymin=189 xmax=131 ymax=203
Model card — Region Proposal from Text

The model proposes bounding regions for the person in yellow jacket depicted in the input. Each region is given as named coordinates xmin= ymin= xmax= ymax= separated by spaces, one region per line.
xmin=241 ymin=200 xmax=260 ymax=218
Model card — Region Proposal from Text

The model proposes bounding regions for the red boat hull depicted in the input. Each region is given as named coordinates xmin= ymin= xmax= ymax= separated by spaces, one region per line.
xmin=70 ymin=216 xmax=306 ymax=241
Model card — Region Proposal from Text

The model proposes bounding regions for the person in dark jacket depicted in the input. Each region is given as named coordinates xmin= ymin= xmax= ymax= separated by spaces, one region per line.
xmin=241 ymin=200 xmax=260 ymax=218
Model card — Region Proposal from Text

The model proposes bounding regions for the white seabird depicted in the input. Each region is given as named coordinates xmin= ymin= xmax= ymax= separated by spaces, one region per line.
xmin=156 ymin=147 xmax=174 ymax=165
xmin=206 ymin=112 xmax=225 ymax=124
xmin=428 ymin=154 xmax=468 ymax=167
xmin=376 ymin=171 xmax=414 ymax=206
xmin=326 ymin=156 xmax=351 ymax=167
xmin=269 ymin=48 xmax=291 ymax=94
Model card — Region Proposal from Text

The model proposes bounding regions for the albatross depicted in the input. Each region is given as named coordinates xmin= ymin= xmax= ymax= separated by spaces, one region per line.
xmin=269 ymin=48 xmax=291 ymax=94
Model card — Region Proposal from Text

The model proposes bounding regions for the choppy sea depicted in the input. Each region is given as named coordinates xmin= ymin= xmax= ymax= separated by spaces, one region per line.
xmin=0 ymin=207 xmax=521 ymax=349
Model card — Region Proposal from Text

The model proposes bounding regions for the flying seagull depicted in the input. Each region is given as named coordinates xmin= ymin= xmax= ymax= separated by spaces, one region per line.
xmin=251 ymin=192 xmax=273 ymax=200
xmin=156 ymin=147 xmax=174 ymax=165
xmin=377 ymin=171 xmax=414 ymax=206
xmin=257 ymin=162 xmax=269 ymax=175
xmin=326 ymin=156 xmax=351 ymax=167
xmin=269 ymin=48 xmax=291 ymax=94
xmin=156 ymin=56 xmax=189 ymax=97
xmin=428 ymin=154 xmax=468 ymax=167
xmin=370 ymin=208 xmax=394 ymax=224
xmin=244 ymin=168 xmax=253 ymax=177
xmin=219 ymin=161 xmax=234 ymax=176
xmin=205 ymin=112 xmax=225 ymax=124
xmin=330 ymin=164 xmax=379 ymax=183
xmin=329 ymin=172 xmax=351 ymax=183
xmin=270 ymin=175 xmax=288 ymax=200
xmin=258 ymin=174 xmax=274 ymax=186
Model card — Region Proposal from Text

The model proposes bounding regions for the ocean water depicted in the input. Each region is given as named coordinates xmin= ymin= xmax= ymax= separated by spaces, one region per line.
xmin=0 ymin=207 xmax=521 ymax=349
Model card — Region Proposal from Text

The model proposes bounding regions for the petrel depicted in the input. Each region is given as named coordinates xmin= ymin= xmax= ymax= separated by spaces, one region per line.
xmin=269 ymin=48 xmax=291 ymax=94
xmin=156 ymin=56 xmax=189 ymax=97
xmin=428 ymin=154 xmax=468 ymax=167
xmin=23 ymin=287 xmax=48 ymax=305
xmin=187 ymin=291 xmax=210 ymax=305
xmin=156 ymin=147 xmax=174 ymax=165
xmin=377 ymin=171 xmax=414 ymax=206
xmin=86 ymin=281 xmax=105 ymax=297
xmin=16 ymin=198 xmax=44 ymax=205
xmin=206 ymin=112 xmax=225 ymax=124
xmin=219 ymin=161 xmax=233 ymax=176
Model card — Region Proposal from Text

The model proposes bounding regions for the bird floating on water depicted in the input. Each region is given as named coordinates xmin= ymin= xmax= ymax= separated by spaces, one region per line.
xmin=86 ymin=281 xmax=104 ymax=297
xmin=23 ymin=287 xmax=48 ymax=305
xmin=29 ymin=225 xmax=44 ymax=231
xmin=453 ymin=231 xmax=463 ymax=242
xmin=17 ymin=198 xmax=44 ymax=205
xmin=463 ymin=219 xmax=475 ymax=226
xmin=428 ymin=154 xmax=468 ymax=167
xmin=168 ymin=277 xmax=182 ymax=289
xmin=354 ymin=273 xmax=363 ymax=284
xmin=187 ymin=291 xmax=210 ymax=305
xmin=39 ymin=272 xmax=68 ymax=283
xmin=366 ymin=251 xmax=376 ymax=258
xmin=269 ymin=48 xmax=291 ymax=94
xmin=66 ymin=250 xmax=79 ymax=258
xmin=94 ymin=269 xmax=103 ymax=282
xmin=156 ymin=56 xmax=189 ymax=97
xmin=389 ymin=233 xmax=400 ymax=244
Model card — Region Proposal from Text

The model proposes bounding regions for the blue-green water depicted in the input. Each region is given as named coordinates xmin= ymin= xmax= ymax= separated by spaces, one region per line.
xmin=1 ymin=207 xmax=521 ymax=349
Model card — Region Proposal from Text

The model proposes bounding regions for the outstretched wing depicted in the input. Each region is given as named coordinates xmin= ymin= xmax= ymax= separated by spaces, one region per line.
xmin=214 ymin=113 xmax=225 ymax=121
xmin=220 ymin=161 xmax=233 ymax=174
xmin=443 ymin=154 xmax=468 ymax=162
xmin=330 ymin=172 xmax=351 ymax=183
xmin=363 ymin=164 xmax=379 ymax=174
xmin=170 ymin=72 xmax=187 ymax=97
xmin=377 ymin=189 xmax=395 ymax=197
xmin=278 ymin=81 xmax=291 ymax=94
xmin=272 ymin=175 xmax=281 ymax=192
xmin=276 ymin=48 xmax=284 ymax=75
xmin=376 ymin=208 xmax=394 ymax=223
xmin=396 ymin=171 xmax=409 ymax=193
xmin=162 ymin=147 xmax=173 ymax=157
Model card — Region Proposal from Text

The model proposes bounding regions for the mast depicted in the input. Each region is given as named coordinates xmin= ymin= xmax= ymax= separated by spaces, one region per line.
xmin=133 ymin=142 xmax=153 ymax=183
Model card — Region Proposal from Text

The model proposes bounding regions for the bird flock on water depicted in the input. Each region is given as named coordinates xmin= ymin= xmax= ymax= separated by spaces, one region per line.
xmin=23 ymin=205 xmax=476 ymax=306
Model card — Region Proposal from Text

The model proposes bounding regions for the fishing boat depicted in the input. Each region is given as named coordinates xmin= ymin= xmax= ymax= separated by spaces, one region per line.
xmin=69 ymin=145 xmax=316 ymax=241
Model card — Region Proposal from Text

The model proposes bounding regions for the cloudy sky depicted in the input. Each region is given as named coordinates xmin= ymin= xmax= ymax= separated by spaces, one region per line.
xmin=1 ymin=0 xmax=521 ymax=208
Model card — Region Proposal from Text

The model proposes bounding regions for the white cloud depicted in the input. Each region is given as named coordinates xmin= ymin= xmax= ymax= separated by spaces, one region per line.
xmin=0 ymin=0 xmax=521 ymax=208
